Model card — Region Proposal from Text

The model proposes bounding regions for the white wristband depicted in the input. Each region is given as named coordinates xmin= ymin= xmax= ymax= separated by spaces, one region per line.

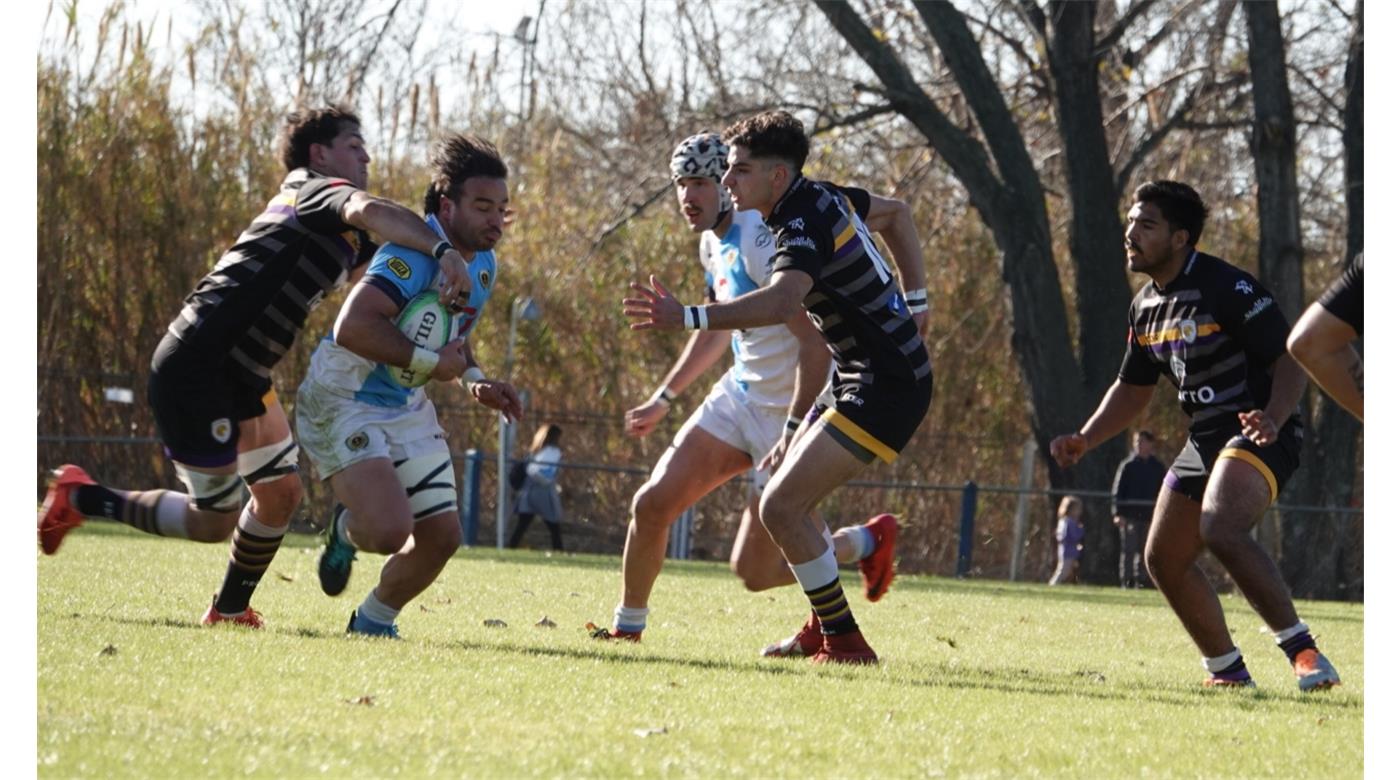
xmin=683 ymin=305 xmax=709 ymax=330
xmin=463 ymin=367 xmax=487 ymax=385
xmin=785 ymin=415 xmax=803 ymax=432
xmin=409 ymin=346 xmax=440 ymax=375
xmin=905 ymin=288 xmax=929 ymax=314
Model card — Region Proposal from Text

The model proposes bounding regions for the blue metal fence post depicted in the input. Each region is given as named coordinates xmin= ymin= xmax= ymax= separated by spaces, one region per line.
xmin=461 ymin=449 xmax=483 ymax=546
xmin=956 ymin=480 xmax=978 ymax=577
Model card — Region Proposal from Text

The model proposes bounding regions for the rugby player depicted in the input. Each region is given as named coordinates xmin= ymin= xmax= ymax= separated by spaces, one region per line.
xmin=300 ymin=133 xmax=522 ymax=638
xmin=1287 ymin=252 xmax=1362 ymax=422
xmin=38 ymin=106 xmax=476 ymax=628
xmin=1050 ymin=180 xmax=1340 ymax=691
xmin=596 ymin=133 xmax=902 ymax=647
xmin=623 ymin=111 xmax=931 ymax=664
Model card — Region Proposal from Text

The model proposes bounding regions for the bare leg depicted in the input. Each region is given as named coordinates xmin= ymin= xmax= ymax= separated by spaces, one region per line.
xmin=330 ymin=458 xmax=414 ymax=554
xmin=1200 ymin=459 xmax=1300 ymax=631
xmin=758 ymin=425 xmax=868 ymax=564
xmin=730 ymin=493 xmax=794 ymax=591
xmin=372 ymin=512 xmax=461 ymax=610
xmin=1144 ymin=484 xmax=1234 ymax=658
xmin=621 ymin=424 xmax=750 ymax=608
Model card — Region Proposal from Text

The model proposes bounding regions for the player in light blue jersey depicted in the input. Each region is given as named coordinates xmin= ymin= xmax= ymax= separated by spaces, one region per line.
xmin=296 ymin=134 xmax=522 ymax=638
xmin=595 ymin=134 xmax=902 ymax=653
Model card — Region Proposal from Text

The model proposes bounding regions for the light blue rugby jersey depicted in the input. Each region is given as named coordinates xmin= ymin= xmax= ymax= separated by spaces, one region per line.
xmin=699 ymin=209 xmax=806 ymax=408
xmin=305 ymin=213 xmax=496 ymax=408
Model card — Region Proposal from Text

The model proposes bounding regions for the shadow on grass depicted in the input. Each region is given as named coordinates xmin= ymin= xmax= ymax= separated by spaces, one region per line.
xmin=59 ymin=610 xmax=1361 ymax=714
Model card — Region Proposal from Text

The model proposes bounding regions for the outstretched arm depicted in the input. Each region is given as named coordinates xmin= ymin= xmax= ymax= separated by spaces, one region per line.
xmin=1049 ymin=381 xmax=1156 ymax=467
xmin=624 ymin=329 xmax=730 ymax=437
xmin=622 ymin=270 xmax=812 ymax=332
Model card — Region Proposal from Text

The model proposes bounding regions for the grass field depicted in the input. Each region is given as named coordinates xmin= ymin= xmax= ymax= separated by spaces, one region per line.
xmin=38 ymin=523 xmax=1363 ymax=778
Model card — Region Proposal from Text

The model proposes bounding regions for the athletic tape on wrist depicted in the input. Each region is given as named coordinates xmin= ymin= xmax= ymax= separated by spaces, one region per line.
xmin=905 ymin=288 xmax=929 ymax=313
xmin=409 ymin=346 xmax=440 ymax=375
xmin=652 ymin=386 xmax=676 ymax=407
xmin=785 ymin=415 xmax=802 ymax=432
xmin=683 ymin=305 xmax=709 ymax=330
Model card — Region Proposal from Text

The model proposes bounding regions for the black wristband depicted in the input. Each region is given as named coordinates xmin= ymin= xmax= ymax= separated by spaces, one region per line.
xmin=432 ymin=240 xmax=453 ymax=261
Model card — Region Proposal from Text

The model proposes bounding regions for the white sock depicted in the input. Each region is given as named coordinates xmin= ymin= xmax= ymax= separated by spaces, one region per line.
xmin=336 ymin=506 xmax=356 ymax=548
xmin=833 ymin=525 xmax=874 ymax=562
xmin=1273 ymin=622 xmax=1309 ymax=644
xmin=155 ymin=492 xmax=194 ymax=538
xmin=1202 ymin=647 xmax=1242 ymax=673
xmin=789 ymin=547 xmax=840 ymax=591
xmin=237 ymin=505 xmax=287 ymax=539
xmin=358 ymin=590 xmax=400 ymax=626
xmin=614 ymin=604 xmax=649 ymax=633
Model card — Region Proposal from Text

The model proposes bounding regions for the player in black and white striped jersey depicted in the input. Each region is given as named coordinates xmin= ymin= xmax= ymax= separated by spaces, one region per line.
xmin=38 ymin=106 xmax=475 ymax=629
xmin=624 ymin=110 xmax=931 ymax=664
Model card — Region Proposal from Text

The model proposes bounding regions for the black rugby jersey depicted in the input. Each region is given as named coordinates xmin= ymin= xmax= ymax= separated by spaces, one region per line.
xmin=1119 ymin=251 xmax=1299 ymax=436
xmin=767 ymin=176 xmax=930 ymax=387
xmin=165 ymin=169 xmax=376 ymax=385
xmin=1318 ymin=252 xmax=1363 ymax=335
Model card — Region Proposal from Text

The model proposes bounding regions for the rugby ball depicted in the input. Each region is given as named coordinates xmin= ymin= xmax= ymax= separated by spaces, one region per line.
xmin=390 ymin=291 xmax=454 ymax=388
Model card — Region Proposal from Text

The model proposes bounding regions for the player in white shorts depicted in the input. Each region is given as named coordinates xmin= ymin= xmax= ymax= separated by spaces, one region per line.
xmin=297 ymin=134 xmax=522 ymax=638
xmin=594 ymin=133 xmax=901 ymax=651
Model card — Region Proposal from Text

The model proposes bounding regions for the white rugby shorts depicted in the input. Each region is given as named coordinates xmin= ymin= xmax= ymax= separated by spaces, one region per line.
xmin=295 ymin=378 xmax=450 ymax=480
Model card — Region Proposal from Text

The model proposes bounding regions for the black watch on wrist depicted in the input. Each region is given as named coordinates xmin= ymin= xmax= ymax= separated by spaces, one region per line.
xmin=432 ymin=240 xmax=453 ymax=260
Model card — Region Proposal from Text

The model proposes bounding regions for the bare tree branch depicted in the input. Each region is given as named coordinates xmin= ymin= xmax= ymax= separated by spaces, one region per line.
xmin=1093 ymin=0 xmax=1159 ymax=57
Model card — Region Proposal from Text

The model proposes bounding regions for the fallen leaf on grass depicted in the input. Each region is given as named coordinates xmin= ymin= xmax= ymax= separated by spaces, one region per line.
xmin=633 ymin=727 xmax=667 ymax=738
xmin=536 ymin=616 xmax=557 ymax=628
xmin=276 ymin=573 xmax=296 ymax=583
xmin=344 ymin=695 xmax=375 ymax=706
xmin=934 ymin=635 xmax=958 ymax=649
xmin=483 ymin=619 xmax=508 ymax=628
xmin=419 ymin=605 xmax=433 ymax=613
xmin=98 ymin=644 xmax=118 ymax=657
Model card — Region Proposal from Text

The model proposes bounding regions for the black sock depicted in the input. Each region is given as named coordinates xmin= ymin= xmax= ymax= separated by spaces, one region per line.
xmin=74 ymin=485 xmax=176 ymax=536
xmin=73 ymin=484 xmax=127 ymax=520
xmin=213 ymin=523 xmax=285 ymax=615
xmin=804 ymin=576 xmax=858 ymax=635
xmin=1279 ymin=631 xmax=1318 ymax=663
xmin=546 ymin=521 xmax=563 ymax=551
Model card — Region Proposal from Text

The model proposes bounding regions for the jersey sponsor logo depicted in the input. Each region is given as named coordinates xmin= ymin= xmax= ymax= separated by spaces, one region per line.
xmin=784 ymin=236 xmax=816 ymax=251
xmin=345 ymin=431 xmax=369 ymax=451
xmin=387 ymin=257 xmax=412 ymax=280
xmin=755 ymin=230 xmax=772 ymax=248
xmin=1180 ymin=319 xmax=1197 ymax=344
xmin=839 ymin=393 xmax=865 ymax=406
xmin=888 ymin=294 xmax=907 ymax=316
xmin=211 ymin=418 xmax=232 ymax=444
xmin=1242 ymin=296 xmax=1274 ymax=322
xmin=1179 ymin=385 xmax=1216 ymax=404
xmin=787 ymin=218 xmax=805 ymax=231
xmin=1234 ymin=280 xmax=1254 ymax=295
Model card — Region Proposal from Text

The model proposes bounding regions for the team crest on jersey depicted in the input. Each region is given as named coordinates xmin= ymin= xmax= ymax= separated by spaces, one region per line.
xmin=755 ymin=231 xmax=772 ymax=248
xmin=1180 ymin=319 xmax=1197 ymax=344
xmin=345 ymin=432 xmax=369 ymax=451
xmin=478 ymin=269 xmax=491 ymax=289
xmin=211 ymin=418 xmax=232 ymax=444
xmin=1234 ymin=280 xmax=1254 ymax=295
xmin=387 ymin=257 xmax=412 ymax=280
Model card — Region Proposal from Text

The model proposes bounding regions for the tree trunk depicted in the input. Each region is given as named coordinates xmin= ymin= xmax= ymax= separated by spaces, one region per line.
xmin=815 ymin=0 xmax=1129 ymax=582
xmin=1244 ymin=0 xmax=1359 ymax=600
xmin=1043 ymin=0 xmax=1136 ymax=580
